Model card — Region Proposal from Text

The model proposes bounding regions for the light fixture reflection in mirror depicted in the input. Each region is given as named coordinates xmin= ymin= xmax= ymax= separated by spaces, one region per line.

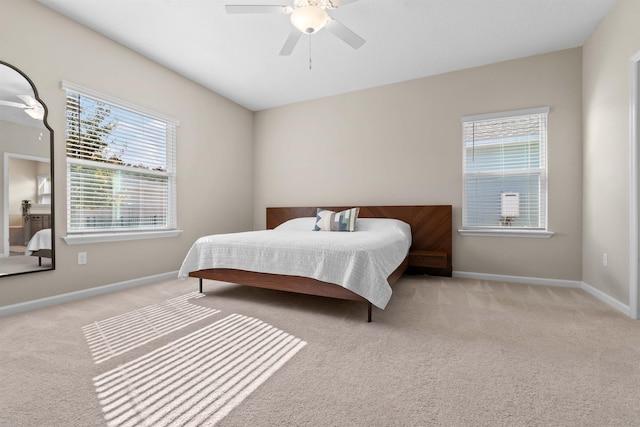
xmin=0 ymin=61 xmax=54 ymax=276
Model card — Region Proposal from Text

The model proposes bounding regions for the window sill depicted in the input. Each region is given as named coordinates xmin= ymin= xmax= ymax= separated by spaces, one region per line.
xmin=62 ymin=229 xmax=183 ymax=245
xmin=458 ymin=229 xmax=554 ymax=238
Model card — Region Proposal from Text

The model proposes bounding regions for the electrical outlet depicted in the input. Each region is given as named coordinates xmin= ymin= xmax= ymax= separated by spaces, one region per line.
xmin=603 ymin=253 xmax=608 ymax=267
xmin=78 ymin=252 xmax=87 ymax=265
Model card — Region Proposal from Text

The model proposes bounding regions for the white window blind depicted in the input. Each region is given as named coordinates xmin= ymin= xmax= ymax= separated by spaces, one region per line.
xmin=462 ymin=107 xmax=548 ymax=231
xmin=63 ymin=82 xmax=178 ymax=234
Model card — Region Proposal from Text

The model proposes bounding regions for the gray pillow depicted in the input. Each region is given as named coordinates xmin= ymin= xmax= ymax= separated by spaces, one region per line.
xmin=313 ymin=207 xmax=360 ymax=232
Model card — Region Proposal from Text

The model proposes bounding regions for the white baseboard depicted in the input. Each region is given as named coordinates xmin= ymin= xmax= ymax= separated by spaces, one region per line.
xmin=453 ymin=270 xmax=582 ymax=288
xmin=0 ymin=271 xmax=179 ymax=318
xmin=453 ymin=270 xmax=631 ymax=318
xmin=581 ymin=280 xmax=630 ymax=317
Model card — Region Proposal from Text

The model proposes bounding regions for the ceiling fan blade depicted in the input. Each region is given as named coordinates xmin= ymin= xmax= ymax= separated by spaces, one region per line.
xmin=17 ymin=94 xmax=38 ymax=107
xmin=24 ymin=107 xmax=44 ymax=120
xmin=279 ymin=30 xmax=302 ymax=56
xmin=325 ymin=18 xmax=365 ymax=49
xmin=225 ymin=5 xmax=292 ymax=14
xmin=0 ymin=100 xmax=26 ymax=109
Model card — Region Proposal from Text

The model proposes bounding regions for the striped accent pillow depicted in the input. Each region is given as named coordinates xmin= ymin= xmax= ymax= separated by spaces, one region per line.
xmin=313 ymin=208 xmax=360 ymax=232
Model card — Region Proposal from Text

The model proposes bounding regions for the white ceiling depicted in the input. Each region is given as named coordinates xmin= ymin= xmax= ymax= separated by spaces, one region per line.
xmin=37 ymin=0 xmax=615 ymax=111
xmin=0 ymin=63 xmax=45 ymax=129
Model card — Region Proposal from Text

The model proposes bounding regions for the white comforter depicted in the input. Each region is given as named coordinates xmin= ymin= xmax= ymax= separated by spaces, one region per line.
xmin=25 ymin=228 xmax=51 ymax=255
xmin=178 ymin=218 xmax=412 ymax=309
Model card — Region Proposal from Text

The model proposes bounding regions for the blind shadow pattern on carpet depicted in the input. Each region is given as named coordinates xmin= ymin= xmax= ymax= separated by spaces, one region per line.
xmin=83 ymin=292 xmax=220 ymax=364
xmin=92 ymin=313 xmax=307 ymax=427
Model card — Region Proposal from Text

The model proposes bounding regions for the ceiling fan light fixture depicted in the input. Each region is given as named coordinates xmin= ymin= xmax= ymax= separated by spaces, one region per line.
xmin=290 ymin=5 xmax=329 ymax=34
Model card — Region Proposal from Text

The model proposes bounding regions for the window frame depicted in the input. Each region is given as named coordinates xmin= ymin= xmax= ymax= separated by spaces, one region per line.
xmin=61 ymin=81 xmax=182 ymax=244
xmin=458 ymin=107 xmax=554 ymax=238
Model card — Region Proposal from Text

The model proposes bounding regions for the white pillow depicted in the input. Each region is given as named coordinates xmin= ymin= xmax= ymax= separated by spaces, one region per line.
xmin=355 ymin=218 xmax=412 ymax=235
xmin=274 ymin=217 xmax=317 ymax=231
xmin=275 ymin=216 xmax=411 ymax=238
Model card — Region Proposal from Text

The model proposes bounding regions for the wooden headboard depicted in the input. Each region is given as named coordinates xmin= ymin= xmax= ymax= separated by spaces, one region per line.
xmin=266 ymin=205 xmax=452 ymax=276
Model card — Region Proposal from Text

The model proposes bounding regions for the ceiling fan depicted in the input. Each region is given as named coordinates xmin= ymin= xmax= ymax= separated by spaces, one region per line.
xmin=0 ymin=94 xmax=44 ymax=120
xmin=226 ymin=0 xmax=365 ymax=56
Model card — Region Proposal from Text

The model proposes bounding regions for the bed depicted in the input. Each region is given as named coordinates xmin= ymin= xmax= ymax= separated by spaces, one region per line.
xmin=179 ymin=205 xmax=452 ymax=321
xmin=25 ymin=228 xmax=52 ymax=266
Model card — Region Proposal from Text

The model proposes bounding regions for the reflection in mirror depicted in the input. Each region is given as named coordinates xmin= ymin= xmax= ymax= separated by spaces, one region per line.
xmin=0 ymin=61 xmax=54 ymax=276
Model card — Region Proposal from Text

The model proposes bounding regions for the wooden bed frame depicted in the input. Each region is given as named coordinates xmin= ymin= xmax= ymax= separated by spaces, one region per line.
xmin=30 ymin=249 xmax=52 ymax=266
xmin=189 ymin=205 xmax=452 ymax=321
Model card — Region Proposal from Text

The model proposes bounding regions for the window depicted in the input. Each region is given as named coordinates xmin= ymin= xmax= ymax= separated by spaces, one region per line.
xmin=37 ymin=175 xmax=51 ymax=204
xmin=63 ymin=82 xmax=179 ymax=238
xmin=461 ymin=107 xmax=549 ymax=234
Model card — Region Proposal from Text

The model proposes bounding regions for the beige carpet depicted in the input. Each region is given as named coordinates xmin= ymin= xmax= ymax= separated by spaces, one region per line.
xmin=1 ymin=275 xmax=639 ymax=426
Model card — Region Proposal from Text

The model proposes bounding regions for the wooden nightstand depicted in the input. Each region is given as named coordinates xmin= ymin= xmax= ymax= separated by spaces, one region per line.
xmin=407 ymin=250 xmax=452 ymax=276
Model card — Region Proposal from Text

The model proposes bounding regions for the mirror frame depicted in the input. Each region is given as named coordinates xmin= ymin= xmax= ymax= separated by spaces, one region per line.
xmin=0 ymin=60 xmax=55 ymax=275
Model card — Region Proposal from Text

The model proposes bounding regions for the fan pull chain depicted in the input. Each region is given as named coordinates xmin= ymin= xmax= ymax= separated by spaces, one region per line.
xmin=308 ymin=35 xmax=312 ymax=70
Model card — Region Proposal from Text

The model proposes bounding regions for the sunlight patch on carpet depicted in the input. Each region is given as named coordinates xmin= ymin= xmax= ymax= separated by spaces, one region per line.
xmin=93 ymin=313 xmax=307 ymax=427
xmin=83 ymin=292 xmax=220 ymax=364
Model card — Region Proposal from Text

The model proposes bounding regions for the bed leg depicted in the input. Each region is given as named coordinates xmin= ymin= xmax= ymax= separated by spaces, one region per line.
xmin=367 ymin=302 xmax=372 ymax=322
xmin=199 ymin=278 xmax=203 ymax=294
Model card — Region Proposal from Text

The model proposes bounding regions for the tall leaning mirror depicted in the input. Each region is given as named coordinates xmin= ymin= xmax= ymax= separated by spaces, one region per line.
xmin=0 ymin=61 xmax=54 ymax=276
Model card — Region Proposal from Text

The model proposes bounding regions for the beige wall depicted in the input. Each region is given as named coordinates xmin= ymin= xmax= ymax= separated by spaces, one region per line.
xmin=9 ymin=158 xmax=40 ymax=219
xmin=582 ymin=0 xmax=640 ymax=305
xmin=0 ymin=0 xmax=253 ymax=306
xmin=254 ymin=48 xmax=584 ymax=280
